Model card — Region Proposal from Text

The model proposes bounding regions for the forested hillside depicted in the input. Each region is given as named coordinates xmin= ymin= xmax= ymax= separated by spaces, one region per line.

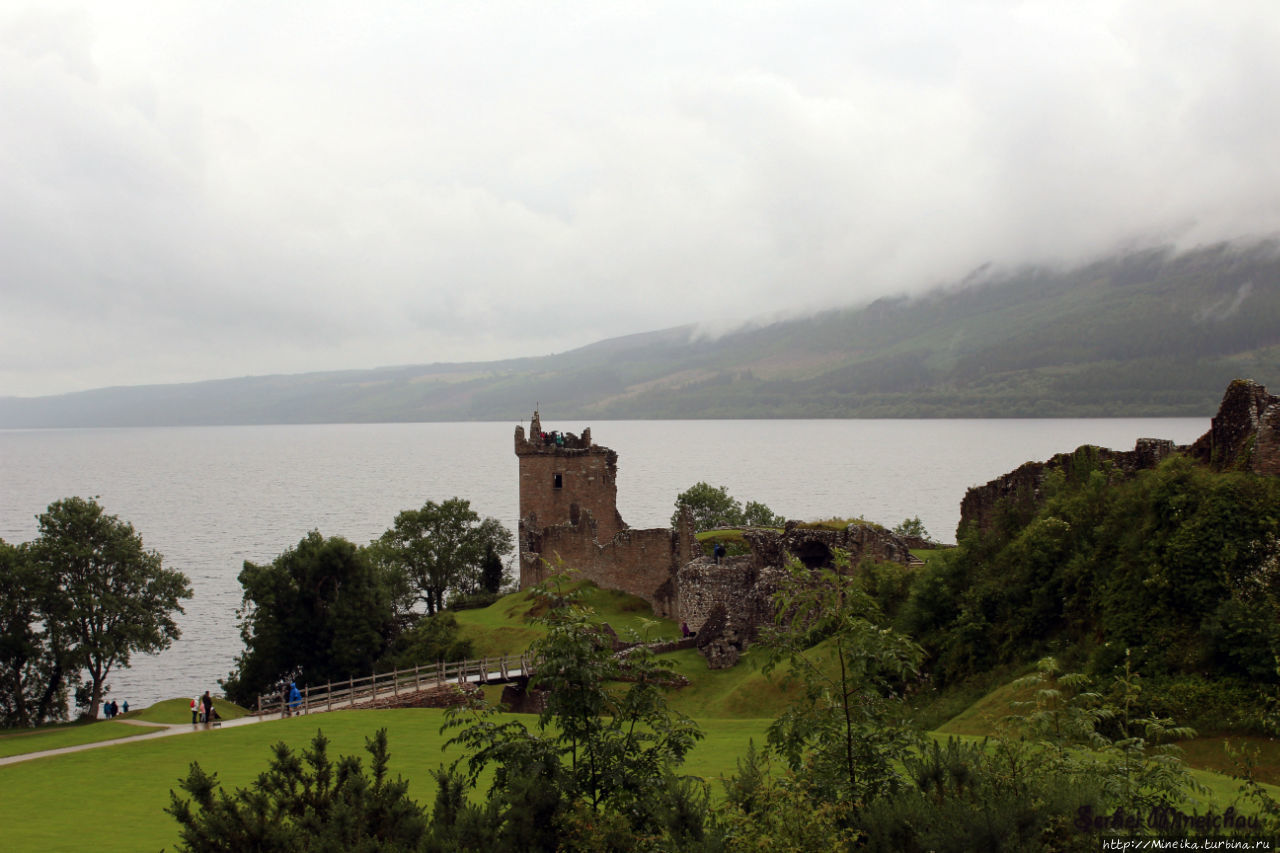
xmin=3 ymin=240 xmax=1278 ymax=426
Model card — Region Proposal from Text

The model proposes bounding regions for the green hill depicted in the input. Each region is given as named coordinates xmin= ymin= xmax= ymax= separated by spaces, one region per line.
xmin=3 ymin=240 xmax=1278 ymax=426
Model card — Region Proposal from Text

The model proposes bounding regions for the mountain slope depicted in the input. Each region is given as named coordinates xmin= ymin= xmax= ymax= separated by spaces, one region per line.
xmin=3 ymin=240 xmax=1278 ymax=426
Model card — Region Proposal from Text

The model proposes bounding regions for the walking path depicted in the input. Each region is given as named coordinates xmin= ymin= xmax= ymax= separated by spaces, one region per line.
xmin=0 ymin=714 xmax=283 ymax=767
xmin=0 ymin=656 xmax=529 ymax=768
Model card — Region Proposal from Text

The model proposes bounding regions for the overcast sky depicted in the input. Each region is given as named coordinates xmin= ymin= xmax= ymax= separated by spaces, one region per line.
xmin=2 ymin=1 xmax=1278 ymax=397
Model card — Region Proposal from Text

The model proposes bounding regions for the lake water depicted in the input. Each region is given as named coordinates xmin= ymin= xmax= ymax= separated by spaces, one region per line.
xmin=0 ymin=417 xmax=1208 ymax=709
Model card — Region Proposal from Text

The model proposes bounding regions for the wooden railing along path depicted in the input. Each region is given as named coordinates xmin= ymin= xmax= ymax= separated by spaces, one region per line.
xmin=254 ymin=653 xmax=533 ymax=718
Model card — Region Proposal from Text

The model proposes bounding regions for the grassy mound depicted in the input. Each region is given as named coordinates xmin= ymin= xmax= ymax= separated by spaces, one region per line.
xmin=453 ymin=581 xmax=681 ymax=657
xmin=132 ymin=697 xmax=250 ymax=726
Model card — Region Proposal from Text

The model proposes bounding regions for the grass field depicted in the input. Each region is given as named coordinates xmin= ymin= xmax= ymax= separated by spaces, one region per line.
xmin=0 ymin=719 xmax=157 ymax=758
xmin=4 ymin=701 xmax=1276 ymax=852
xmin=7 ymin=582 xmax=1280 ymax=850
xmin=0 ymin=708 xmax=772 ymax=852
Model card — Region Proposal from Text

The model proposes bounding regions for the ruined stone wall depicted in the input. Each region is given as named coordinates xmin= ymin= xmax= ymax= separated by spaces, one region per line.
xmin=521 ymin=519 xmax=684 ymax=616
xmin=676 ymin=558 xmax=758 ymax=633
xmin=675 ymin=524 xmax=915 ymax=646
xmin=740 ymin=522 xmax=914 ymax=571
xmin=1189 ymin=379 xmax=1280 ymax=475
xmin=516 ymin=448 xmax=625 ymax=539
xmin=960 ymin=380 xmax=1280 ymax=536
xmin=958 ymin=439 xmax=1178 ymax=536
xmin=1256 ymin=406 xmax=1280 ymax=476
xmin=516 ymin=424 xmax=624 ymax=538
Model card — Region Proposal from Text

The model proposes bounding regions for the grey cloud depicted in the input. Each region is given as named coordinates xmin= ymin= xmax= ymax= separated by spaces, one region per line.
xmin=2 ymin=1 xmax=1279 ymax=396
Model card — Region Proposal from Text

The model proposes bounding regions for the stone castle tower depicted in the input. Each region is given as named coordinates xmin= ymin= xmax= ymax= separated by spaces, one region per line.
xmin=514 ymin=410 xmax=626 ymax=582
xmin=514 ymin=411 xmax=695 ymax=616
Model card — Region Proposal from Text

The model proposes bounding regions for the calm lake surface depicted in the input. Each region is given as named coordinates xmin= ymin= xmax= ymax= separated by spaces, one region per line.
xmin=0 ymin=417 xmax=1207 ymax=709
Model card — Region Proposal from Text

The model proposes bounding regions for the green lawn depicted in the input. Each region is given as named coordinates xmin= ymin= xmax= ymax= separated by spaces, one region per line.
xmin=0 ymin=719 xmax=159 ymax=758
xmin=7 ymin=583 xmax=1276 ymax=851
xmin=3 ymin=705 xmax=1272 ymax=853
xmin=0 ymin=708 xmax=771 ymax=853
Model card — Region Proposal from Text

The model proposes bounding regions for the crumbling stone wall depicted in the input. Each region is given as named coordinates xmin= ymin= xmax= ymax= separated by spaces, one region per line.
xmin=677 ymin=558 xmax=759 ymax=634
xmin=741 ymin=522 xmax=913 ymax=572
xmin=516 ymin=412 xmax=625 ymax=558
xmin=960 ymin=379 xmax=1280 ymax=536
xmin=1189 ymin=379 xmax=1280 ymax=475
xmin=959 ymin=439 xmax=1178 ymax=536
xmin=1257 ymin=405 xmax=1280 ymax=477
xmin=523 ymin=519 xmax=686 ymax=616
xmin=676 ymin=525 xmax=915 ymax=668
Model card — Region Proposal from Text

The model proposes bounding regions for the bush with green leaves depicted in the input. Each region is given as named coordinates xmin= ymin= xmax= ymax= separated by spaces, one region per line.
xmin=167 ymin=729 xmax=428 ymax=852
xmin=376 ymin=611 xmax=473 ymax=673
xmin=1004 ymin=656 xmax=1204 ymax=814
xmin=902 ymin=454 xmax=1280 ymax=700
xmin=435 ymin=574 xmax=712 ymax=851
xmin=855 ymin=736 xmax=1103 ymax=853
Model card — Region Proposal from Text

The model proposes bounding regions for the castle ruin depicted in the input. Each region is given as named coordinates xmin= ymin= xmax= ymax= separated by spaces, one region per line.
xmin=958 ymin=379 xmax=1280 ymax=537
xmin=515 ymin=411 xmax=915 ymax=664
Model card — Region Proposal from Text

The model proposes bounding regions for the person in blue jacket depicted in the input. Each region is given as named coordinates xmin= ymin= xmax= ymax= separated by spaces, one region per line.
xmin=288 ymin=682 xmax=302 ymax=715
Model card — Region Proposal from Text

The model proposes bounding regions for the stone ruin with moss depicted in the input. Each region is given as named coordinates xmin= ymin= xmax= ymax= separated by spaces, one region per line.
xmin=514 ymin=380 xmax=1280 ymax=670
xmin=514 ymin=410 xmax=917 ymax=669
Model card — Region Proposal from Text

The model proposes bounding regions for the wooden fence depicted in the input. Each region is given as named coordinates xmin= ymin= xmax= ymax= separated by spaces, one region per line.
xmin=254 ymin=652 xmax=533 ymax=717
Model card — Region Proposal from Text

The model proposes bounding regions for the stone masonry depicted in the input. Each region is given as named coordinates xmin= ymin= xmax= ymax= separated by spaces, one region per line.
xmin=959 ymin=379 xmax=1280 ymax=537
xmin=515 ymin=412 xmax=917 ymax=654
xmin=515 ymin=411 xmax=698 ymax=617
xmin=1187 ymin=379 xmax=1280 ymax=476
xmin=677 ymin=521 xmax=916 ymax=668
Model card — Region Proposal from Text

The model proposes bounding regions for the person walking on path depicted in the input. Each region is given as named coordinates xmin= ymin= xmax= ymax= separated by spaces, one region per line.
xmin=288 ymin=682 xmax=302 ymax=716
xmin=190 ymin=696 xmax=199 ymax=726
xmin=201 ymin=691 xmax=213 ymax=728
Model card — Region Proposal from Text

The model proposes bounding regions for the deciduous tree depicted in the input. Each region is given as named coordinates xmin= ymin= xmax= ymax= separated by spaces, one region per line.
xmin=30 ymin=497 xmax=191 ymax=719
xmin=671 ymin=482 xmax=743 ymax=531
xmin=0 ymin=539 xmax=76 ymax=727
xmin=379 ymin=498 xmax=512 ymax=615
xmin=222 ymin=531 xmax=399 ymax=706
xmin=760 ymin=559 xmax=923 ymax=811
